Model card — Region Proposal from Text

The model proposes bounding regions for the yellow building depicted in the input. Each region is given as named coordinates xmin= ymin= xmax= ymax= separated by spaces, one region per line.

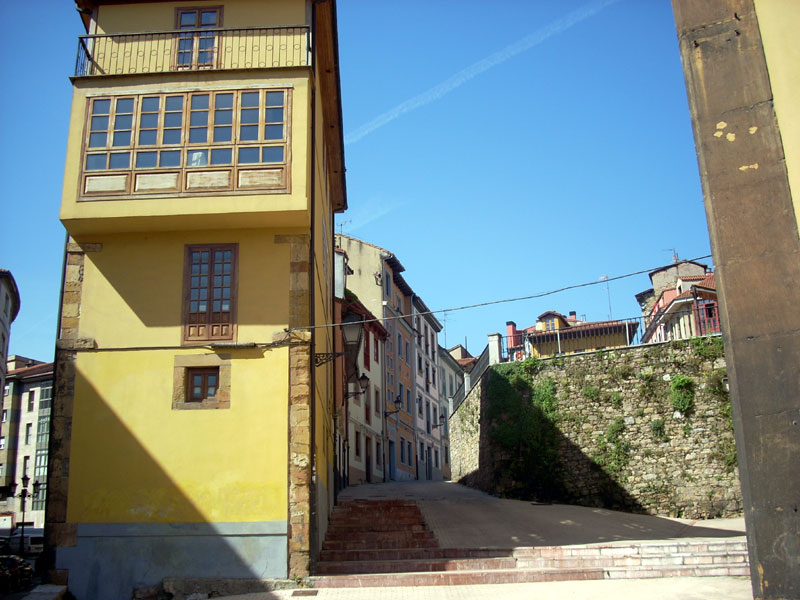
xmin=506 ymin=311 xmax=638 ymax=359
xmin=47 ymin=1 xmax=346 ymax=597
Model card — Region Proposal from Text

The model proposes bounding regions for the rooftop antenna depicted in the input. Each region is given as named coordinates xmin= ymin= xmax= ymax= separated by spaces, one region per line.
xmin=337 ymin=219 xmax=351 ymax=237
xmin=600 ymin=275 xmax=612 ymax=320
xmin=663 ymin=248 xmax=679 ymax=264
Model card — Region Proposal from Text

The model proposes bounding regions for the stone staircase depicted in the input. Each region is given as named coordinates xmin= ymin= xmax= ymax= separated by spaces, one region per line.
xmin=312 ymin=498 xmax=749 ymax=588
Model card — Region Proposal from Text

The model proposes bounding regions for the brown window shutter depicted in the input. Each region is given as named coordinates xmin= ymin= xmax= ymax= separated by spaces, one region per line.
xmin=183 ymin=243 xmax=237 ymax=343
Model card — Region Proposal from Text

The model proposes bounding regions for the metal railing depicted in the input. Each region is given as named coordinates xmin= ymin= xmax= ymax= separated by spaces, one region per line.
xmin=451 ymin=344 xmax=490 ymax=415
xmin=75 ymin=26 xmax=310 ymax=77
xmin=503 ymin=305 xmax=722 ymax=362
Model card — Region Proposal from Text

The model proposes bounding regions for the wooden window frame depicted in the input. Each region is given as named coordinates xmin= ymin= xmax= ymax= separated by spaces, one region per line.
xmin=174 ymin=7 xmax=223 ymax=71
xmin=363 ymin=329 xmax=370 ymax=371
xmin=186 ymin=367 xmax=219 ymax=402
xmin=80 ymin=89 xmax=291 ymax=198
xmin=172 ymin=354 xmax=231 ymax=410
xmin=182 ymin=243 xmax=238 ymax=344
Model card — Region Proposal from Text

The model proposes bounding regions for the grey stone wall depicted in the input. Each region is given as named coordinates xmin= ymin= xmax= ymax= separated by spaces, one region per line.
xmin=450 ymin=338 xmax=742 ymax=519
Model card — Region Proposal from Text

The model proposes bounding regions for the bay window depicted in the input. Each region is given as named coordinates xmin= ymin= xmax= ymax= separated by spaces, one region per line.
xmin=82 ymin=89 xmax=289 ymax=196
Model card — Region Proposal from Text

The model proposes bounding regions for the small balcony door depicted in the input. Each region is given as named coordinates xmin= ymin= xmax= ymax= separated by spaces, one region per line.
xmin=365 ymin=436 xmax=372 ymax=483
xmin=176 ymin=8 xmax=221 ymax=70
xmin=388 ymin=440 xmax=396 ymax=480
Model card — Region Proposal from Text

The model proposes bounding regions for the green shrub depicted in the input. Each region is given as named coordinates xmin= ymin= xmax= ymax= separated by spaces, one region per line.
xmin=595 ymin=418 xmax=631 ymax=474
xmin=651 ymin=418 xmax=668 ymax=442
xmin=723 ymin=441 xmax=738 ymax=471
xmin=609 ymin=364 xmax=634 ymax=381
xmin=581 ymin=385 xmax=601 ymax=401
xmin=689 ymin=336 xmax=725 ymax=360
xmin=609 ymin=391 xmax=623 ymax=408
xmin=605 ymin=417 xmax=626 ymax=443
xmin=639 ymin=371 xmax=657 ymax=397
xmin=670 ymin=375 xmax=695 ymax=414
xmin=707 ymin=369 xmax=728 ymax=399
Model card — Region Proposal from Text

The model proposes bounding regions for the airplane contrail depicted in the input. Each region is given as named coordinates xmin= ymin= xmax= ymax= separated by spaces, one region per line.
xmin=345 ymin=0 xmax=622 ymax=145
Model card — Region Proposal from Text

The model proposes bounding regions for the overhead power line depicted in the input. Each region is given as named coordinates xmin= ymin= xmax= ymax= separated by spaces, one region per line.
xmin=286 ymin=255 xmax=713 ymax=333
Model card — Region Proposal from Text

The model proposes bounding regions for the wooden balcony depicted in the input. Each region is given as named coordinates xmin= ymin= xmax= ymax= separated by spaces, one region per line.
xmin=75 ymin=26 xmax=310 ymax=77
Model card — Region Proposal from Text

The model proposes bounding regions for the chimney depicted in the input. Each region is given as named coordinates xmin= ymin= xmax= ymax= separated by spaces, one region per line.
xmin=506 ymin=321 xmax=520 ymax=349
xmin=569 ymin=311 xmax=577 ymax=321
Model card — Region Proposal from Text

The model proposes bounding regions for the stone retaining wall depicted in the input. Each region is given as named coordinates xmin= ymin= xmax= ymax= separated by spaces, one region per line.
xmin=450 ymin=338 xmax=742 ymax=518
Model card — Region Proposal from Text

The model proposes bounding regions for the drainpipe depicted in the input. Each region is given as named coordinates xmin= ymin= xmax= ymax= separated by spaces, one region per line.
xmin=42 ymin=229 xmax=70 ymax=581
xmin=308 ymin=0 xmax=320 ymax=574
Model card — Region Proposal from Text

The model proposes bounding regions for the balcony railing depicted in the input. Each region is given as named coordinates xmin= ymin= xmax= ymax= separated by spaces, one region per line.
xmin=75 ymin=26 xmax=310 ymax=77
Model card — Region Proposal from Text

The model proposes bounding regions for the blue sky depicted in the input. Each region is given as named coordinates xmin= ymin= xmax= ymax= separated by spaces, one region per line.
xmin=0 ymin=0 xmax=711 ymax=361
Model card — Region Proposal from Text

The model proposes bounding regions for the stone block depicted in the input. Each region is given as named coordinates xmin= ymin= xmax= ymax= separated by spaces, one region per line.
xmin=48 ymin=570 xmax=70 ymax=586
xmin=61 ymin=303 xmax=80 ymax=318
xmin=47 ymin=523 xmax=77 ymax=547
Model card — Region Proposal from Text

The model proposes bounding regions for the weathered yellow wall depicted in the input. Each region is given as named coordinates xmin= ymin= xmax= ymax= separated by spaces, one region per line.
xmin=76 ymin=229 xmax=291 ymax=347
xmin=754 ymin=0 xmax=800 ymax=232
xmin=61 ymin=71 xmax=311 ymax=235
xmin=530 ymin=330 xmax=629 ymax=357
xmin=66 ymin=227 xmax=295 ymax=523
xmin=312 ymin=78 xmax=334 ymax=520
xmin=68 ymin=347 xmax=288 ymax=523
xmin=95 ymin=0 xmax=306 ymax=34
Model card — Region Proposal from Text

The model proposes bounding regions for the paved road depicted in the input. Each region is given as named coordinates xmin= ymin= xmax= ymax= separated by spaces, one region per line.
xmin=228 ymin=481 xmax=754 ymax=600
xmin=225 ymin=577 xmax=753 ymax=600
xmin=338 ymin=480 xmax=746 ymax=548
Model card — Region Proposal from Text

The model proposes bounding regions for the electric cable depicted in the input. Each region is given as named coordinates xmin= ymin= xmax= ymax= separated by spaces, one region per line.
xmin=286 ymin=254 xmax=713 ymax=333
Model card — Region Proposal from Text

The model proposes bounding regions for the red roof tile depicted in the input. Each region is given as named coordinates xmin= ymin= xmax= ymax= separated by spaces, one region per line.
xmin=8 ymin=362 xmax=54 ymax=378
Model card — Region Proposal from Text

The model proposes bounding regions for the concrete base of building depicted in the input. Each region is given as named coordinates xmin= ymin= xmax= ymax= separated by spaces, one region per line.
xmin=56 ymin=521 xmax=287 ymax=599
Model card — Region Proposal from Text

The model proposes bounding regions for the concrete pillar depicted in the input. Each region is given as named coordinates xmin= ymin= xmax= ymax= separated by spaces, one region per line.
xmin=488 ymin=333 xmax=502 ymax=365
xmin=672 ymin=2 xmax=800 ymax=597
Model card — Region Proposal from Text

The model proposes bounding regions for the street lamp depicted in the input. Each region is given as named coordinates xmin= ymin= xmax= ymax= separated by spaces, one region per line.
xmin=314 ymin=314 xmax=364 ymax=366
xmin=10 ymin=475 xmax=41 ymax=555
xmin=384 ymin=395 xmax=403 ymax=417
xmin=432 ymin=414 xmax=447 ymax=429
xmin=344 ymin=372 xmax=370 ymax=399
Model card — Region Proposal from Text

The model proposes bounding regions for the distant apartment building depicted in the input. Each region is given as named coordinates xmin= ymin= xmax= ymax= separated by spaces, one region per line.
xmin=641 ymin=272 xmax=720 ymax=343
xmin=506 ymin=311 xmax=639 ymax=359
xmin=635 ymin=260 xmax=710 ymax=316
xmin=0 ymin=270 xmax=21 ymax=408
xmin=412 ymin=298 xmax=445 ymax=480
xmin=335 ymin=235 xmax=450 ymax=482
xmin=437 ymin=347 xmax=464 ymax=481
xmin=438 ymin=346 xmax=465 ymax=416
xmin=343 ymin=296 xmax=387 ymax=485
xmin=1 ymin=358 xmax=53 ymax=530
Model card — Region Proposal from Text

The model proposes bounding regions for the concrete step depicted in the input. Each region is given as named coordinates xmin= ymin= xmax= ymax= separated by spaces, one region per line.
xmin=326 ymin=521 xmax=428 ymax=532
xmin=315 ymin=546 xmax=748 ymax=576
xmin=324 ymin=529 xmax=436 ymax=542
xmin=321 ymin=536 xmax=440 ymax=551
xmin=316 ymin=556 xmax=518 ymax=575
xmin=311 ymin=567 xmax=605 ymax=587
xmin=319 ymin=547 xmax=513 ymax=563
xmin=311 ymin=563 xmax=751 ymax=588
